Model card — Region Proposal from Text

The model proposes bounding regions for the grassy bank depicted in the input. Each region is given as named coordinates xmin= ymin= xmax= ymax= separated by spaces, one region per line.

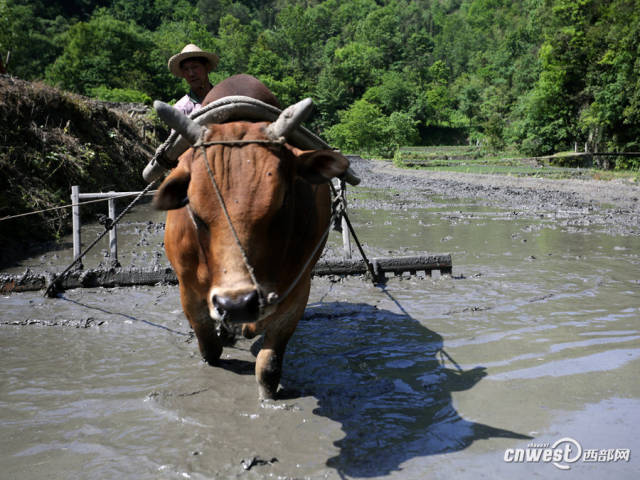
xmin=0 ymin=75 xmax=165 ymax=267
xmin=391 ymin=146 xmax=640 ymax=182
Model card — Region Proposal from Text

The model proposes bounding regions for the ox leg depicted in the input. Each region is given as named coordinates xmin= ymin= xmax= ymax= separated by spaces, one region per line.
xmin=192 ymin=320 xmax=223 ymax=365
xmin=180 ymin=286 xmax=223 ymax=365
xmin=255 ymin=304 xmax=305 ymax=400
xmin=256 ymin=344 xmax=285 ymax=400
xmin=255 ymin=345 xmax=284 ymax=400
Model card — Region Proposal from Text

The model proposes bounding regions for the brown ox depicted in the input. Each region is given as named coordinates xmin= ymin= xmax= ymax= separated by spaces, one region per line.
xmin=153 ymin=75 xmax=349 ymax=399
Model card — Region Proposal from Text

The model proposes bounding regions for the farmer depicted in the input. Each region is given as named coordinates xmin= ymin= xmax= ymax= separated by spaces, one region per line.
xmin=168 ymin=43 xmax=219 ymax=116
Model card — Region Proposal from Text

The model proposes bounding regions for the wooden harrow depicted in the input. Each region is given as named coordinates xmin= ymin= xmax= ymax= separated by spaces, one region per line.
xmin=0 ymin=253 xmax=452 ymax=294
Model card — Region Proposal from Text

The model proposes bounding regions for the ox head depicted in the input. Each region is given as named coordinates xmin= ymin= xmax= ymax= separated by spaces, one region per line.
xmin=153 ymin=99 xmax=349 ymax=324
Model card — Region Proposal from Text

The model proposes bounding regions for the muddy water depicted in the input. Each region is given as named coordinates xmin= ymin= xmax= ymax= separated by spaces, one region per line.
xmin=1 ymin=186 xmax=639 ymax=479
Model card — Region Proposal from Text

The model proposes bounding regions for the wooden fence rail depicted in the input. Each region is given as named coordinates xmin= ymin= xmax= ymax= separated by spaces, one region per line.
xmin=71 ymin=186 xmax=156 ymax=267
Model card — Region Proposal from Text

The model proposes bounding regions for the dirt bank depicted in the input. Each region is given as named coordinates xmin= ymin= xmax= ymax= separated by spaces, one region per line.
xmin=349 ymin=156 xmax=640 ymax=236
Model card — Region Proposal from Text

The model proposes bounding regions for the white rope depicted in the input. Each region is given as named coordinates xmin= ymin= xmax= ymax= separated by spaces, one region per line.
xmin=0 ymin=190 xmax=157 ymax=223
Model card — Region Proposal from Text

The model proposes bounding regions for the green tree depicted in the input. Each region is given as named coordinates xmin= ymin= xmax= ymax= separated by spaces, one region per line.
xmin=197 ymin=0 xmax=254 ymax=33
xmin=354 ymin=3 xmax=403 ymax=65
xmin=45 ymin=11 xmax=161 ymax=97
xmin=383 ymin=111 xmax=420 ymax=153
xmin=0 ymin=0 xmax=65 ymax=80
xmin=326 ymin=99 xmax=418 ymax=156
xmin=325 ymin=99 xmax=386 ymax=154
xmin=10 ymin=0 xmax=109 ymax=20
xmin=247 ymin=30 xmax=288 ymax=79
xmin=579 ymin=0 xmax=640 ymax=161
xmin=362 ymin=71 xmax=416 ymax=116
xmin=332 ymin=42 xmax=384 ymax=98
xmin=214 ymin=14 xmax=260 ymax=75
xmin=518 ymin=0 xmax=597 ymax=155
xmin=110 ymin=0 xmax=199 ymax=30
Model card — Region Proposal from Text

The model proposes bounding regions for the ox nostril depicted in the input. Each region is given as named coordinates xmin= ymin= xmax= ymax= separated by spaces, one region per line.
xmin=212 ymin=294 xmax=228 ymax=312
xmin=212 ymin=290 xmax=260 ymax=323
xmin=241 ymin=290 xmax=259 ymax=312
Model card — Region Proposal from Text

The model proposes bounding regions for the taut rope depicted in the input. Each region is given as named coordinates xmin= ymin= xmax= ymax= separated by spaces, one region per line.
xmin=0 ymin=191 xmax=157 ymax=223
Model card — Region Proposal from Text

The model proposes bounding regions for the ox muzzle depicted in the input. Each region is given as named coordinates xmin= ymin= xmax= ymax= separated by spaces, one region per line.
xmin=212 ymin=289 xmax=260 ymax=325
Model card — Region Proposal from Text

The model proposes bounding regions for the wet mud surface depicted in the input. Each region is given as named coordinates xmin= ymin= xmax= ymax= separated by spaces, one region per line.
xmin=1 ymin=158 xmax=639 ymax=479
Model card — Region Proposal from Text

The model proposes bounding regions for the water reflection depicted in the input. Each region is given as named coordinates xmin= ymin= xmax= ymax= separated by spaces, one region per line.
xmin=282 ymin=301 xmax=530 ymax=477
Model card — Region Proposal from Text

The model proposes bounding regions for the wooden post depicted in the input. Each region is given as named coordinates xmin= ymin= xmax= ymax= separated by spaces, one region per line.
xmin=340 ymin=181 xmax=352 ymax=259
xmin=107 ymin=193 xmax=119 ymax=267
xmin=342 ymin=217 xmax=351 ymax=259
xmin=71 ymin=185 xmax=82 ymax=268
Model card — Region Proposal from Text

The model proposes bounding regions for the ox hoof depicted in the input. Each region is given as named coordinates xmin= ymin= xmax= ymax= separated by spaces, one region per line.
xmin=256 ymin=349 xmax=281 ymax=400
xmin=199 ymin=343 xmax=223 ymax=365
xmin=258 ymin=383 xmax=278 ymax=400
xmin=202 ymin=352 xmax=222 ymax=366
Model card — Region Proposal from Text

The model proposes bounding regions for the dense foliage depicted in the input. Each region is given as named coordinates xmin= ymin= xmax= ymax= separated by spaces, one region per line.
xmin=1 ymin=0 xmax=639 ymax=164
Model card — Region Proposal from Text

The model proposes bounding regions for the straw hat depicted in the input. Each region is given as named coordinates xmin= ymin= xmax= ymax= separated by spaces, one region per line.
xmin=168 ymin=44 xmax=219 ymax=77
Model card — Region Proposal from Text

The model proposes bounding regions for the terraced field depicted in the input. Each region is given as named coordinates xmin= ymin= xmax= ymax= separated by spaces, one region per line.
xmin=393 ymin=146 xmax=638 ymax=180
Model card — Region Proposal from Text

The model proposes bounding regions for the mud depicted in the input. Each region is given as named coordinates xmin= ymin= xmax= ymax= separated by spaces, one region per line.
xmin=358 ymin=158 xmax=640 ymax=236
xmin=1 ymin=158 xmax=639 ymax=479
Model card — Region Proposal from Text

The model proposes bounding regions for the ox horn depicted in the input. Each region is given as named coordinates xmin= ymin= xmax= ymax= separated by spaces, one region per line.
xmin=265 ymin=97 xmax=313 ymax=141
xmin=153 ymin=100 xmax=206 ymax=146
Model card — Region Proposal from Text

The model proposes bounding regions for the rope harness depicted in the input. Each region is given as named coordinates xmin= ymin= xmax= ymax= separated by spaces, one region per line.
xmin=43 ymin=100 xmax=373 ymax=303
xmin=194 ymin=135 xmax=343 ymax=321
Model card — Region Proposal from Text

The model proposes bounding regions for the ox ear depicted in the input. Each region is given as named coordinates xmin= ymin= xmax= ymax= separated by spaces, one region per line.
xmin=153 ymin=165 xmax=191 ymax=210
xmin=295 ymin=150 xmax=350 ymax=184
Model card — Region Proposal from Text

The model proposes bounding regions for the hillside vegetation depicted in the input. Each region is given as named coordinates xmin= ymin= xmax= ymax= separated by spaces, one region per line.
xmin=1 ymin=0 xmax=639 ymax=261
xmin=1 ymin=0 xmax=639 ymax=163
